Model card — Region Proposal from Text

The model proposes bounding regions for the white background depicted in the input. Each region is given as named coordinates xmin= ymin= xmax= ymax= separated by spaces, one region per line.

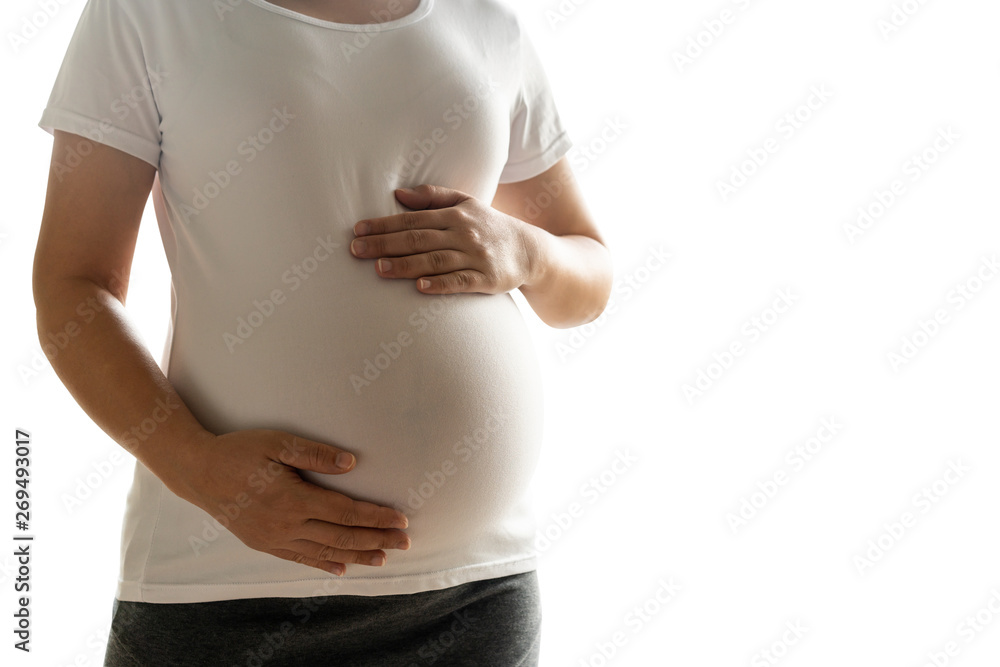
xmin=2 ymin=0 xmax=1000 ymax=665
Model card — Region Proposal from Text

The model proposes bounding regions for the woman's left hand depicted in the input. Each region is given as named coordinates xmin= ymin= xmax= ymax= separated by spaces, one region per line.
xmin=349 ymin=185 xmax=536 ymax=295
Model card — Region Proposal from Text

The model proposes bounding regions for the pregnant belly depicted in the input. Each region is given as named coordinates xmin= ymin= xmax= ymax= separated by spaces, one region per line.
xmin=166 ymin=272 xmax=545 ymax=558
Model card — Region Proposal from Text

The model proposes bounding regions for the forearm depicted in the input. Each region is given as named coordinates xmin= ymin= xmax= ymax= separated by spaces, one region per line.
xmin=34 ymin=277 xmax=212 ymax=493
xmin=518 ymin=224 xmax=613 ymax=329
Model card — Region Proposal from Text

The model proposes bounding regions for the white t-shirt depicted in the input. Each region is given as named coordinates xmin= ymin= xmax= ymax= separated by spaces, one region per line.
xmin=38 ymin=0 xmax=572 ymax=603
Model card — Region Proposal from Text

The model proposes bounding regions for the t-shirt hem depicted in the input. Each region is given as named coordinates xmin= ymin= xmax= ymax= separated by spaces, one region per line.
xmin=38 ymin=107 xmax=161 ymax=169
xmin=498 ymin=129 xmax=573 ymax=184
xmin=115 ymin=554 xmax=538 ymax=603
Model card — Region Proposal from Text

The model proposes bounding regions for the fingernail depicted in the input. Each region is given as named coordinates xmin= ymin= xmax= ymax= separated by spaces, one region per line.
xmin=395 ymin=537 xmax=411 ymax=550
xmin=355 ymin=222 xmax=370 ymax=236
xmin=351 ymin=239 xmax=366 ymax=254
xmin=336 ymin=452 xmax=355 ymax=469
xmin=378 ymin=258 xmax=392 ymax=272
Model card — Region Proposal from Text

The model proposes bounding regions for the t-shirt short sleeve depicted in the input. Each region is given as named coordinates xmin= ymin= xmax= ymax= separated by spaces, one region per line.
xmin=37 ymin=0 xmax=162 ymax=169
xmin=497 ymin=21 xmax=573 ymax=184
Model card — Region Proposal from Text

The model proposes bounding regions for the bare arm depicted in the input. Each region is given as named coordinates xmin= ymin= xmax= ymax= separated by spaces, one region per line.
xmin=33 ymin=130 xmax=410 ymax=575
xmin=491 ymin=157 xmax=613 ymax=329
xmin=32 ymin=130 xmax=210 ymax=484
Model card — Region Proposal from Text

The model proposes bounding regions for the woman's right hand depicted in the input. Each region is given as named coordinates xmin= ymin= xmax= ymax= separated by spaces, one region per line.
xmin=164 ymin=428 xmax=411 ymax=576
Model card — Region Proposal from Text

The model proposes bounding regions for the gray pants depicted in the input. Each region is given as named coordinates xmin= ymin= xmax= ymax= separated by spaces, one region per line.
xmin=103 ymin=571 xmax=541 ymax=666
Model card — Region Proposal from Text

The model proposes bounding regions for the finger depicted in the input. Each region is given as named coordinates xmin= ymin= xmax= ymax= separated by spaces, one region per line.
xmin=350 ymin=227 xmax=451 ymax=260
xmin=417 ymin=270 xmax=486 ymax=294
xmin=374 ymin=249 xmax=468 ymax=281
xmin=354 ymin=206 xmax=448 ymax=239
xmin=270 ymin=435 xmax=356 ymax=474
xmin=303 ymin=486 xmax=409 ymax=530
xmin=281 ymin=540 xmax=390 ymax=567
xmin=392 ymin=184 xmax=471 ymax=211
xmin=289 ymin=522 xmax=388 ymax=567
xmin=300 ymin=519 xmax=411 ymax=553
xmin=270 ymin=548 xmax=346 ymax=576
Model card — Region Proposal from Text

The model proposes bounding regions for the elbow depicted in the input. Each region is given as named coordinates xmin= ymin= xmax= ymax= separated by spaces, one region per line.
xmin=545 ymin=273 xmax=614 ymax=330
xmin=545 ymin=305 xmax=607 ymax=330
xmin=576 ymin=251 xmax=614 ymax=327
xmin=32 ymin=258 xmax=56 ymax=339
xmin=31 ymin=253 xmax=48 ymax=312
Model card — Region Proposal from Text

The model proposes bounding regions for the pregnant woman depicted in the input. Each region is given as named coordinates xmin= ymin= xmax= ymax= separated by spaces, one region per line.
xmin=33 ymin=0 xmax=612 ymax=664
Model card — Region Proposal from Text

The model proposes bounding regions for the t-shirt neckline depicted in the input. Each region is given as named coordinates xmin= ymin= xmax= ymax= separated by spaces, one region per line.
xmin=245 ymin=0 xmax=434 ymax=32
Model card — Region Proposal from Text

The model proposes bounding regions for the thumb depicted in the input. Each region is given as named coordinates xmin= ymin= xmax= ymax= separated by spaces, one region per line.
xmin=274 ymin=435 xmax=355 ymax=473
xmin=395 ymin=184 xmax=469 ymax=210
